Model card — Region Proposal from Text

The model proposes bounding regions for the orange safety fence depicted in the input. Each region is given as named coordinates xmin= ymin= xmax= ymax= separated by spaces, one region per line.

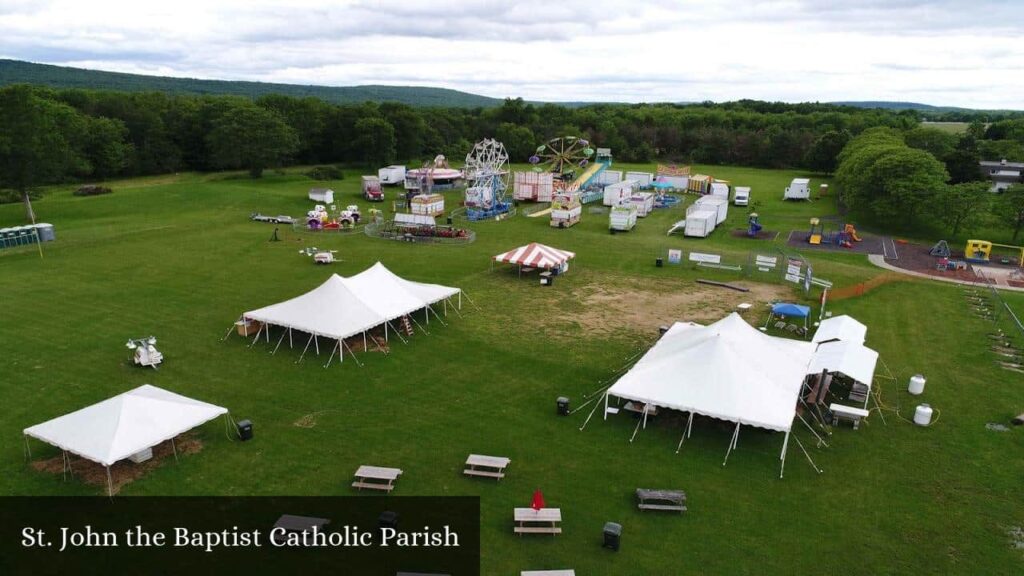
xmin=829 ymin=272 xmax=908 ymax=300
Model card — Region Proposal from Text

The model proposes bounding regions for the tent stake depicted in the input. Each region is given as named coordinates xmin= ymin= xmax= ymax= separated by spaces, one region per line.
xmin=271 ymin=330 xmax=286 ymax=354
xmin=722 ymin=423 xmax=741 ymax=466
xmin=428 ymin=304 xmax=448 ymax=326
xmin=342 ymin=339 xmax=364 ymax=368
xmin=629 ymin=416 xmax=643 ymax=443
xmin=296 ymin=335 xmax=314 ymax=363
xmin=324 ymin=341 xmax=339 ymax=368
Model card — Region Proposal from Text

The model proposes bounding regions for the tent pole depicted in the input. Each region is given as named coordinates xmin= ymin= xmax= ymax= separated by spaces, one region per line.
xmin=428 ymin=305 xmax=448 ymax=326
xmin=797 ymin=413 xmax=829 ymax=448
xmin=342 ymin=339 xmax=364 ymax=368
xmin=324 ymin=341 xmax=339 ymax=368
xmin=387 ymin=321 xmax=409 ymax=344
xmin=779 ymin=430 xmax=791 ymax=479
xmin=247 ymin=323 xmax=264 ymax=344
xmin=384 ymin=322 xmax=389 ymax=342
xmin=266 ymin=326 xmax=270 ymax=342
xmin=722 ymin=423 xmax=741 ymax=466
xmin=603 ymin=392 xmax=609 ymax=420
xmin=289 ymin=328 xmax=293 ymax=348
xmin=221 ymin=320 xmax=238 ymax=341
xmin=443 ymin=299 xmax=447 ymax=317
xmin=793 ymin=434 xmax=823 ymax=474
xmin=62 ymin=451 xmax=68 ymax=482
xmin=447 ymin=297 xmax=464 ymax=318
xmin=171 ymin=437 xmax=179 ymax=463
xmin=629 ymin=416 xmax=643 ymax=443
xmin=425 ymin=306 xmax=429 ymax=325
xmin=363 ymin=332 xmax=368 ymax=352
xmin=296 ymin=335 xmax=314 ymax=363
xmin=23 ymin=435 xmax=31 ymax=461
xmin=314 ymin=335 xmax=319 ymax=355
xmin=459 ymin=292 xmax=462 ymax=310
xmin=410 ymin=314 xmax=429 ymax=335
xmin=578 ymin=392 xmax=604 ymax=431
xmin=271 ymin=330 xmax=286 ymax=354
xmin=687 ymin=411 xmax=695 ymax=438
xmin=106 ymin=466 xmax=113 ymax=498
xmin=642 ymin=405 xmax=649 ymax=429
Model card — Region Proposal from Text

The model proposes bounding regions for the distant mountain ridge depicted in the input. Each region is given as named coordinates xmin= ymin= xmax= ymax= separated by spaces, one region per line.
xmin=0 ymin=59 xmax=504 ymax=108
xmin=0 ymin=59 xmax=1014 ymax=112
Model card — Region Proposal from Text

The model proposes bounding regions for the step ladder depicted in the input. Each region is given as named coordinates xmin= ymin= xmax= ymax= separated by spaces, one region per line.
xmin=400 ymin=315 xmax=414 ymax=336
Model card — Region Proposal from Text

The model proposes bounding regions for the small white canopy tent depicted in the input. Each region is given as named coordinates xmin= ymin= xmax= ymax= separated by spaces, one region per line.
xmin=807 ymin=340 xmax=879 ymax=407
xmin=493 ymin=242 xmax=575 ymax=273
xmin=237 ymin=262 xmax=462 ymax=363
xmin=604 ymin=313 xmax=817 ymax=475
xmin=23 ymin=384 xmax=228 ymax=496
xmin=812 ymin=315 xmax=867 ymax=345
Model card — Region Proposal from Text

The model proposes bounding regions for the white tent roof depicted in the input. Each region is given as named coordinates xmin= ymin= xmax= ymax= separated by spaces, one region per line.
xmin=23 ymin=384 xmax=227 ymax=467
xmin=243 ymin=262 xmax=460 ymax=340
xmin=812 ymin=315 xmax=867 ymax=345
xmin=607 ymin=313 xmax=817 ymax=432
xmin=808 ymin=340 xmax=878 ymax=387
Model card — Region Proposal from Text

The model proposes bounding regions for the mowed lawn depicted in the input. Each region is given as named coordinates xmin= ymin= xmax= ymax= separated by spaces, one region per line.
xmin=1 ymin=165 xmax=1022 ymax=574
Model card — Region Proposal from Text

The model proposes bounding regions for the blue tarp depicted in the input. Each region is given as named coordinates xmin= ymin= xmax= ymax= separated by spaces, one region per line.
xmin=771 ymin=303 xmax=810 ymax=318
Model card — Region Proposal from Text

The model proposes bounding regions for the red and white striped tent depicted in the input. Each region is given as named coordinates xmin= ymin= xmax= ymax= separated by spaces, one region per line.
xmin=493 ymin=242 xmax=575 ymax=272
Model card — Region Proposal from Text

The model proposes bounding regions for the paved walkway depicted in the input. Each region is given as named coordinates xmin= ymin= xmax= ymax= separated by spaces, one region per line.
xmin=868 ymin=255 xmax=1024 ymax=293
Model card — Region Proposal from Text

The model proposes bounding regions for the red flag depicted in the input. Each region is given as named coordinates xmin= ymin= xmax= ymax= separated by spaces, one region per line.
xmin=531 ymin=489 xmax=546 ymax=511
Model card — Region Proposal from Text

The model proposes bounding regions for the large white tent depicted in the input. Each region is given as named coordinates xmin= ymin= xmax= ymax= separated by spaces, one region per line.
xmin=812 ymin=315 xmax=867 ymax=345
xmin=23 ymin=384 xmax=228 ymax=495
xmin=237 ymin=262 xmax=461 ymax=362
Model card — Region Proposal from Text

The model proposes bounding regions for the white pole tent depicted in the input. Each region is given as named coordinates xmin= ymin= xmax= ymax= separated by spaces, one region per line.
xmin=806 ymin=340 xmax=879 ymax=408
xmin=22 ymin=384 xmax=229 ymax=496
xmin=604 ymin=313 xmax=818 ymax=477
xmin=811 ymin=315 xmax=868 ymax=346
xmin=232 ymin=262 xmax=461 ymax=361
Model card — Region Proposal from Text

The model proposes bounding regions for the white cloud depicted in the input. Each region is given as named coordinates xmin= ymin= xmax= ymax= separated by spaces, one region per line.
xmin=0 ymin=0 xmax=1021 ymax=108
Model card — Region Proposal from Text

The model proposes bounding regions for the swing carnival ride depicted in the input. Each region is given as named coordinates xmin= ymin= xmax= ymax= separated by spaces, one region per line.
xmin=464 ymin=138 xmax=513 ymax=221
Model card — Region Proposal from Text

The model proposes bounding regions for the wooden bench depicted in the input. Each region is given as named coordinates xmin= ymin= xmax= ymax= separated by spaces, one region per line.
xmin=830 ymin=403 xmax=870 ymax=430
xmin=351 ymin=465 xmax=402 ymax=492
xmin=514 ymin=508 xmax=562 ymax=536
xmin=636 ymin=488 xmax=687 ymax=513
xmin=464 ymin=454 xmax=510 ymax=480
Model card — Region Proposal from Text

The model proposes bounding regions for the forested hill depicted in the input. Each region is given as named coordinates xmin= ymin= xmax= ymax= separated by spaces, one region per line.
xmin=0 ymin=59 xmax=504 ymax=108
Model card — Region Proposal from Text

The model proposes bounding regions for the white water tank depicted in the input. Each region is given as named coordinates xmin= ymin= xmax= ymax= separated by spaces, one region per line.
xmin=908 ymin=374 xmax=926 ymax=395
xmin=914 ymin=404 xmax=934 ymax=426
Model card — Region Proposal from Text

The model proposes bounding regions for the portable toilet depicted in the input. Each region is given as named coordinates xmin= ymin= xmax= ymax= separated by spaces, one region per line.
xmin=734 ymin=186 xmax=751 ymax=206
xmin=784 ymin=178 xmax=811 ymax=200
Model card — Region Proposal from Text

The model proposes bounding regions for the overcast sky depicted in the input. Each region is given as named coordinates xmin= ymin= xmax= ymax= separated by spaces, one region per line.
xmin=1 ymin=0 xmax=1021 ymax=109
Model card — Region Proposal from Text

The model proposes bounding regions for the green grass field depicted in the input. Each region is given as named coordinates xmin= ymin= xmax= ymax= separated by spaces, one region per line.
xmin=2 ymin=165 xmax=1022 ymax=574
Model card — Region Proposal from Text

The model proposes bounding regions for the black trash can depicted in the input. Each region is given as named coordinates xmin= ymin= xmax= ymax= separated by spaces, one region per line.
xmin=603 ymin=522 xmax=622 ymax=551
xmin=378 ymin=511 xmax=399 ymax=530
xmin=446 ymin=216 xmax=453 ymax=226
xmin=237 ymin=419 xmax=253 ymax=441
xmin=655 ymin=257 xmax=663 ymax=267
xmin=557 ymin=397 xmax=570 ymax=416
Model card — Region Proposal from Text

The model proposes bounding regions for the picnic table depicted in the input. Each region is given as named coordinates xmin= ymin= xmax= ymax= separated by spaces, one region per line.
xmin=830 ymin=403 xmax=870 ymax=430
xmin=521 ymin=571 xmax=576 ymax=576
xmin=463 ymin=454 xmax=511 ymax=480
xmin=636 ymin=488 xmax=687 ymax=513
xmin=270 ymin=514 xmax=330 ymax=545
xmin=514 ymin=508 xmax=562 ymax=536
xmin=352 ymin=465 xmax=403 ymax=492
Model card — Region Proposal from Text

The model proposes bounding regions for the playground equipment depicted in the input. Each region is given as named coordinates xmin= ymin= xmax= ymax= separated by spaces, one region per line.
xmin=464 ymin=138 xmax=512 ymax=220
xmin=844 ymin=223 xmax=862 ymax=242
xmin=784 ymin=178 xmax=811 ymax=200
xmin=965 ymin=239 xmax=1024 ymax=266
xmin=747 ymin=213 xmax=763 ymax=237
xmin=126 ymin=336 xmax=162 ymax=369
xmin=807 ymin=218 xmax=824 ymax=245
xmin=361 ymin=176 xmax=384 ymax=201
xmin=929 ymin=240 xmax=951 ymax=258
xmin=550 ymin=193 xmax=581 ymax=228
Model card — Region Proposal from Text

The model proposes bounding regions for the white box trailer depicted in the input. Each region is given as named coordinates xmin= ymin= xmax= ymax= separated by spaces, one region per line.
xmin=609 ymin=204 xmax=638 ymax=232
xmin=657 ymin=175 xmax=689 ymax=190
xmin=629 ymin=192 xmax=655 ymax=217
xmin=734 ymin=186 xmax=751 ymax=206
xmin=308 ymin=188 xmax=334 ymax=204
xmin=378 ymin=165 xmax=406 ymax=185
xmin=595 ymin=170 xmax=623 ymax=186
xmin=603 ymin=180 xmax=638 ymax=206
xmin=513 ymin=171 xmax=555 ymax=202
xmin=550 ymin=195 xmax=582 ymax=228
xmin=709 ymin=182 xmax=730 ymax=198
xmin=695 ymin=195 xmax=729 ymax=225
xmin=625 ymin=171 xmax=654 ymax=188
xmin=784 ymin=178 xmax=811 ymax=200
xmin=684 ymin=209 xmax=718 ymax=237
xmin=411 ymin=193 xmax=445 ymax=216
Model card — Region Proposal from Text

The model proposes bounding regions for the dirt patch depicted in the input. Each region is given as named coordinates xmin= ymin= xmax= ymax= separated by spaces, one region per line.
xmin=30 ymin=433 xmax=203 ymax=495
xmin=528 ymin=276 xmax=789 ymax=337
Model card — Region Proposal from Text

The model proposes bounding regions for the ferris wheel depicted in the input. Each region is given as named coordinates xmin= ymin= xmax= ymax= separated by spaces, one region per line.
xmin=529 ymin=136 xmax=595 ymax=178
xmin=464 ymin=138 xmax=510 ymax=211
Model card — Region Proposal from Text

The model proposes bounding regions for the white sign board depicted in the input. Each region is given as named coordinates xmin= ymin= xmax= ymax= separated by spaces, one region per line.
xmin=689 ymin=252 xmax=722 ymax=264
xmin=785 ymin=273 xmax=802 ymax=283
xmin=755 ymin=255 xmax=778 ymax=268
xmin=787 ymin=264 xmax=802 ymax=276
xmin=668 ymin=249 xmax=682 ymax=264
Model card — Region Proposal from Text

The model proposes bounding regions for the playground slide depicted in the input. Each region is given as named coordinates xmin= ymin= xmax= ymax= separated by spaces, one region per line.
xmin=809 ymin=234 xmax=822 ymax=245
xmin=844 ymin=224 xmax=862 ymax=242
xmin=568 ymin=161 xmax=607 ymax=191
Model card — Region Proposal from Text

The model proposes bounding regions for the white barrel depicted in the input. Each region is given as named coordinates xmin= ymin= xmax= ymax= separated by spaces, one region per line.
xmin=914 ymin=404 xmax=933 ymax=426
xmin=908 ymin=374 xmax=926 ymax=395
